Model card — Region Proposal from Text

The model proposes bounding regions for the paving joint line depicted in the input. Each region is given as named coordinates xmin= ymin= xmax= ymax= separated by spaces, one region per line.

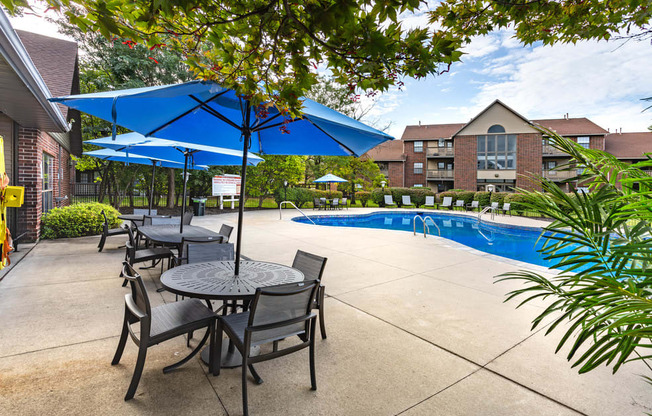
xmin=331 ymin=296 xmax=588 ymax=416
xmin=0 ymin=334 xmax=120 ymax=360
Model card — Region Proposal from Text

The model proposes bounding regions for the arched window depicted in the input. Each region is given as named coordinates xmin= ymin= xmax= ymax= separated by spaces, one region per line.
xmin=488 ymin=124 xmax=505 ymax=133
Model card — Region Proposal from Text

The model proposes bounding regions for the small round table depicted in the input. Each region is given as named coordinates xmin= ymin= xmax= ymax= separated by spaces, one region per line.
xmin=161 ymin=260 xmax=305 ymax=367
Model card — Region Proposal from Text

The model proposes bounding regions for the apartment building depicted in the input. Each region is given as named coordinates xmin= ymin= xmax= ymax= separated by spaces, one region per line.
xmin=365 ymin=100 xmax=651 ymax=192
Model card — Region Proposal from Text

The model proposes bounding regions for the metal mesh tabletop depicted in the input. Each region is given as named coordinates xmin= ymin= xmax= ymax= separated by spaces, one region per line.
xmin=138 ymin=225 xmax=223 ymax=245
xmin=161 ymin=261 xmax=305 ymax=300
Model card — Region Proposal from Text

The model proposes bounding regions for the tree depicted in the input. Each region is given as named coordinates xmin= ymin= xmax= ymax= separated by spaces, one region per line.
xmin=3 ymin=0 xmax=462 ymax=113
xmin=429 ymin=0 xmax=652 ymax=46
xmin=498 ymin=128 xmax=652 ymax=383
xmin=245 ymin=156 xmax=304 ymax=207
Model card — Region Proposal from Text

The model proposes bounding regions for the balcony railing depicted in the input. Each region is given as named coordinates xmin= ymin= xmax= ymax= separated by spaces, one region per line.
xmin=542 ymin=145 xmax=567 ymax=156
xmin=542 ymin=170 xmax=576 ymax=180
xmin=427 ymin=147 xmax=454 ymax=157
xmin=426 ymin=169 xmax=454 ymax=179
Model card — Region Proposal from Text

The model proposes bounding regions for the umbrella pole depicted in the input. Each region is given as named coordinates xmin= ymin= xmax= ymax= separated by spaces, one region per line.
xmin=180 ymin=151 xmax=189 ymax=234
xmin=234 ymin=103 xmax=251 ymax=277
xmin=149 ymin=161 xmax=156 ymax=216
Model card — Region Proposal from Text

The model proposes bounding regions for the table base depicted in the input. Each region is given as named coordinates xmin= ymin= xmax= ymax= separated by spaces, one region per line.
xmin=200 ymin=342 xmax=260 ymax=369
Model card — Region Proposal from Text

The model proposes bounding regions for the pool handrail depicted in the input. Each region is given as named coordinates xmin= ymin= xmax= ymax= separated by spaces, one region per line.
xmin=413 ymin=215 xmax=441 ymax=238
xmin=478 ymin=206 xmax=495 ymax=222
xmin=279 ymin=201 xmax=316 ymax=225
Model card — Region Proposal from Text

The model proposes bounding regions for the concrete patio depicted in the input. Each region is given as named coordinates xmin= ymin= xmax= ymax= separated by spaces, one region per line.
xmin=1 ymin=208 xmax=650 ymax=415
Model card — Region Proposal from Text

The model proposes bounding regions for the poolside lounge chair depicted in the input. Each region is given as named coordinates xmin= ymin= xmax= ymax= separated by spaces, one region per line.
xmin=292 ymin=250 xmax=328 ymax=339
xmin=214 ymin=281 xmax=319 ymax=416
xmin=440 ymin=196 xmax=453 ymax=209
xmin=454 ymin=200 xmax=465 ymax=211
xmin=98 ymin=210 xmax=128 ymax=252
xmin=466 ymin=200 xmax=480 ymax=212
xmin=501 ymin=203 xmax=511 ymax=216
xmin=401 ymin=195 xmax=415 ymax=207
xmin=113 ymin=262 xmax=216 ymax=401
xmin=384 ymin=195 xmax=397 ymax=207
xmin=424 ymin=196 xmax=436 ymax=208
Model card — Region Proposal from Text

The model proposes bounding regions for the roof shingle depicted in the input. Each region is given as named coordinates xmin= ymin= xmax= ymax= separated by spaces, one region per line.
xmin=605 ymin=132 xmax=652 ymax=159
xmin=401 ymin=123 xmax=466 ymax=141
xmin=532 ymin=118 xmax=608 ymax=136
xmin=362 ymin=139 xmax=405 ymax=162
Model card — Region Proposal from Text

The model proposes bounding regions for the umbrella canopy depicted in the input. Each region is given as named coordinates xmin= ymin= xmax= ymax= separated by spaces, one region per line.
xmin=50 ymin=81 xmax=393 ymax=157
xmin=313 ymin=173 xmax=348 ymax=183
xmin=51 ymin=81 xmax=394 ymax=275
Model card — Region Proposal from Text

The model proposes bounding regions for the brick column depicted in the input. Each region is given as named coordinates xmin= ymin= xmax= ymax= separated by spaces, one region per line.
xmin=404 ymin=141 xmax=426 ymax=187
xmin=516 ymin=133 xmax=543 ymax=191
xmin=453 ymin=135 xmax=477 ymax=191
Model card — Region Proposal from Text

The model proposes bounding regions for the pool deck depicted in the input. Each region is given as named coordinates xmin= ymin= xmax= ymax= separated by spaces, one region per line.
xmin=1 ymin=208 xmax=650 ymax=415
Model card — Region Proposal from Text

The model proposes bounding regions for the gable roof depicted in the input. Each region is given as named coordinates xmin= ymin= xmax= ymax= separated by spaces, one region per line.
xmin=362 ymin=139 xmax=405 ymax=162
xmin=453 ymin=99 xmax=534 ymax=137
xmin=533 ymin=117 xmax=608 ymax=136
xmin=605 ymin=132 xmax=652 ymax=159
xmin=401 ymin=123 xmax=466 ymax=141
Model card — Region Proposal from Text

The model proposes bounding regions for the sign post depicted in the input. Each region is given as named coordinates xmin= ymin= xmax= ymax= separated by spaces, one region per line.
xmin=212 ymin=174 xmax=241 ymax=209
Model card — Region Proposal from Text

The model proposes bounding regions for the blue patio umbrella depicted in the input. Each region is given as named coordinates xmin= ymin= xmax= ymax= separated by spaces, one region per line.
xmin=314 ymin=173 xmax=348 ymax=195
xmin=88 ymin=133 xmax=263 ymax=232
xmin=51 ymin=80 xmax=393 ymax=275
xmin=84 ymin=148 xmax=208 ymax=215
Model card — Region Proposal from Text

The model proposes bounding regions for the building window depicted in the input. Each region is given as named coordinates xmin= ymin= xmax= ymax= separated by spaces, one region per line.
xmin=488 ymin=124 xmax=506 ymax=133
xmin=577 ymin=136 xmax=590 ymax=149
xmin=42 ymin=153 xmax=54 ymax=213
xmin=542 ymin=161 xmax=557 ymax=170
xmin=414 ymin=141 xmax=423 ymax=152
xmin=414 ymin=162 xmax=423 ymax=174
xmin=477 ymin=134 xmax=517 ymax=170
xmin=413 ymin=184 xmax=423 ymax=187
xmin=437 ymin=162 xmax=445 ymax=170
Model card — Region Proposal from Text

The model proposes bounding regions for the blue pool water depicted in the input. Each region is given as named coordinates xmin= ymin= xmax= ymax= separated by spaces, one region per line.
xmin=292 ymin=211 xmax=556 ymax=269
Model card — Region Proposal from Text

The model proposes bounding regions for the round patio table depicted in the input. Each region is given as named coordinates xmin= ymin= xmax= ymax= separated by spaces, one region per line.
xmin=137 ymin=224 xmax=224 ymax=246
xmin=160 ymin=260 xmax=304 ymax=367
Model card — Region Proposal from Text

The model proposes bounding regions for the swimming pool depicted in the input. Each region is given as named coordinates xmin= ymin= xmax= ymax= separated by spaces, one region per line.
xmin=292 ymin=211 xmax=556 ymax=269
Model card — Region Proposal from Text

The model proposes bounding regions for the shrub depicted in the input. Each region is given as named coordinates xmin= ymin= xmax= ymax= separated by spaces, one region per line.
xmin=357 ymin=191 xmax=371 ymax=207
xmin=456 ymin=191 xmax=475 ymax=206
xmin=473 ymin=191 xmax=491 ymax=207
xmin=490 ymin=192 xmax=509 ymax=205
xmin=408 ymin=188 xmax=435 ymax=208
xmin=504 ymin=193 xmax=529 ymax=213
xmin=390 ymin=187 xmax=411 ymax=207
xmin=438 ymin=190 xmax=459 ymax=204
xmin=371 ymin=188 xmax=387 ymax=206
xmin=41 ymin=202 xmax=121 ymax=239
xmin=274 ymin=187 xmax=318 ymax=208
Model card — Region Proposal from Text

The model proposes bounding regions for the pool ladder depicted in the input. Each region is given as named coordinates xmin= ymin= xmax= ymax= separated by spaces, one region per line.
xmin=478 ymin=206 xmax=495 ymax=223
xmin=413 ymin=215 xmax=441 ymax=238
xmin=279 ymin=201 xmax=316 ymax=225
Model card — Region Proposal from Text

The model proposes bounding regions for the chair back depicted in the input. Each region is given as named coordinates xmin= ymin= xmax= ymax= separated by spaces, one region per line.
xmin=471 ymin=200 xmax=479 ymax=208
xmin=125 ymin=226 xmax=139 ymax=260
xmin=402 ymin=195 xmax=411 ymax=205
xmin=455 ymin=200 xmax=464 ymax=207
xmin=182 ymin=211 xmax=194 ymax=225
xmin=292 ymin=250 xmax=327 ymax=281
xmin=341 ymin=197 xmax=347 ymax=206
xmin=101 ymin=210 xmax=109 ymax=232
xmin=219 ymin=224 xmax=234 ymax=242
xmin=150 ymin=216 xmax=180 ymax=226
xmin=134 ymin=208 xmax=156 ymax=215
xmin=313 ymin=198 xmax=321 ymax=207
xmin=332 ymin=198 xmax=339 ymax=205
xmin=442 ymin=196 xmax=452 ymax=206
xmin=121 ymin=262 xmax=152 ymax=324
xmin=502 ymin=203 xmax=511 ymax=211
xmin=491 ymin=202 xmax=499 ymax=209
xmin=384 ymin=195 xmax=394 ymax=205
xmin=183 ymin=239 xmax=234 ymax=264
xmin=425 ymin=196 xmax=435 ymax=206
xmin=247 ymin=281 xmax=318 ymax=346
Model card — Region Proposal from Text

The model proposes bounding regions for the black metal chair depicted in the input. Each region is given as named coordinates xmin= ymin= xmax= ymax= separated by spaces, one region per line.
xmin=313 ymin=197 xmax=324 ymax=210
xmin=214 ymin=281 xmax=319 ymax=416
xmin=292 ymin=250 xmax=328 ymax=339
xmin=219 ymin=224 xmax=234 ymax=243
xmin=182 ymin=211 xmax=194 ymax=225
xmin=112 ymin=262 xmax=216 ymax=401
xmin=121 ymin=226 xmax=174 ymax=286
xmin=98 ymin=210 xmax=128 ymax=252
xmin=173 ymin=238 xmax=234 ymax=267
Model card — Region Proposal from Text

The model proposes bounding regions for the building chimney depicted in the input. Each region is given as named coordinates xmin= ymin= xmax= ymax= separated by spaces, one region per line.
xmin=419 ymin=120 xmax=421 ymax=126
xmin=607 ymin=128 xmax=610 ymax=133
xmin=619 ymin=128 xmax=622 ymax=134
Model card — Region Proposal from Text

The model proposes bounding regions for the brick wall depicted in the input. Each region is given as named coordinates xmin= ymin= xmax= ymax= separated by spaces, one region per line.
xmin=17 ymin=127 xmax=71 ymax=241
xmin=516 ymin=133 xmax=543 ymax=191
xmin=590 ymin=135 xmax=605 ymax=151
xmin=387 ymin=161 xmax=404 ymax=187
xmin=453 ymin=135 xmax=476 ymax=190
xmin=404 ymin=141 xmax=426 ymax=187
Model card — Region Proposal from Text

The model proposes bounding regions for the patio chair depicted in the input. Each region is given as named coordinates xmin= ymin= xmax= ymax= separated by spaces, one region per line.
xmin=501 ymin=203 xmax=512 ymax=216
xmin=143 ymin=215 xmax=171 ymax=226
xmin=112 ymin=262 xmax=216 ymax=401
xmin=340 ymin=197 xmax=348 ymax=209
xmin=121 ymin=226 xmax=174 ymax=286
xmin=219 ymin=224 xmax=234 ymax=243
xmin=98 ymin=210 xmax=128 ymax=252
xmin=133 ymin=208 xmax=156 ymax=215
xmin=424 ymin=196 xmax=436 ymax=208
xmin=331 ymin=198 xmax=340 ymax=210
xmin=454 ymin=200 xmax=465 ymax=210
xmin=182 ymin=211 xmax=194 ymax=225
xmin=490 ymin=202 xmax=499 ymax=212
xmin=440 ymin=196 xmax=453 ymax=209
xmin=384 ymin=195 xmax=397 ymax=207
xmin=174 ymin=238 xmax=234 ymax=267
xmin=401 ymin=195 xmax=415 ymax=207
xmin=313 ymin=198 xmax=324 ymax=210
xmin=466 ymin=200 xmax=480 ymax=212
xmin=292 ymin=250 xmax=328 ymax=339
xmin=213 ymin=281 xmax=319 ymax=416
xmin=150 ymin=216 xmax=181 ymax=226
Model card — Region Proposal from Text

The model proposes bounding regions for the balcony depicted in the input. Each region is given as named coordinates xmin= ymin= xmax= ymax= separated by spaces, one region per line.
xmin=426 ymin=169 xmax=454 ymax=180
xmin=542 ymin=169 xmax=577 ymax=180
xmin=542 ymin=145 xmax=567 ymax=156
xmin=426 ymin=147 xmax=454 ymax=158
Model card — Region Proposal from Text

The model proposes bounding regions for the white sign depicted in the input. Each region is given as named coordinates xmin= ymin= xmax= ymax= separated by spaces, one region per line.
xmin=212 ymin=175 xmax=241 ymax=196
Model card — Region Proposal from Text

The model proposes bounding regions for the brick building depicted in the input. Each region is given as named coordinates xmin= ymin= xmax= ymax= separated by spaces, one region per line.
xmin=0 ymin=12 xmax=81 ymax=242
xmin=365 ymin=100 xmax=651 ymax=192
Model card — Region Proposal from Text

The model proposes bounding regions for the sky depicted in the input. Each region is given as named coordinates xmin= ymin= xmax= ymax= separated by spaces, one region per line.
xmin=9 ymin=6 xmax=652 ymax=141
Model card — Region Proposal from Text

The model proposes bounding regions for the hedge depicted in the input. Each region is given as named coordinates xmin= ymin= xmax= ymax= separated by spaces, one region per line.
xmin=371 ymin=187 xmax=435 ymax=207
xmin=504 ymin=193 xmax=529 ymax=212
xmin=41 ymin=202 xmax=121 ymax=239
xmin=274 ymin=188 xmax=343 ymax=208
xmin=490 ymin=192 xmax=509 ymax=206
xmin=357 ymin=191 xmax=371 ymax=207
xmin=473 ymin=191 xmax=491 ymax=207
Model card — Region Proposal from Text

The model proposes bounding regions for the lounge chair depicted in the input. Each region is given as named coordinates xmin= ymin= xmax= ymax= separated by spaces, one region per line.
xmin=501 ymin=202 xmax=511 ymax=216
xmin=440 ymin=196 xmax=453 ymax=209
xmin=424 ymin=196 xmax=436 ymax=208
xmin=384 ymin=195 xmax=397 ymax=207
xmin=214 ymin=281 xmax=319 ymax=416
xmin=401 ymin=195 xmax=415 ymax=207
xmin=466 ymin=200 xmax=480 ymax=211
xmin=98 ymin=210 xmax=128 ymax=252
xmin=454 ymin=200 xmax=465 ymax=210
